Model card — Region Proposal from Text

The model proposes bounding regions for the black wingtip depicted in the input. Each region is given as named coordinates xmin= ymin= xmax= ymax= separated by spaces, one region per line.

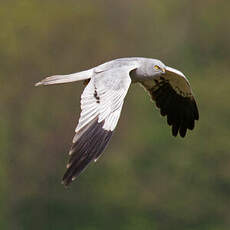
xmin=62 ymin=118 xmax=113 ymax=186
xmin=151 ymin=81 xmax=199 ymax=138
xmin=172 ymin=124 xmax=179 ymax=137
xmin=61 ymin=179 xmax=71 ymax=188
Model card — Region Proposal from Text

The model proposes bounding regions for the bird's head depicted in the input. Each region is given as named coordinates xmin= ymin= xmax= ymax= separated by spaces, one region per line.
xmin=151 ymin=59 xmax=166 ymax=75
xmin=131 ymin=59 xmax=166 ymax=81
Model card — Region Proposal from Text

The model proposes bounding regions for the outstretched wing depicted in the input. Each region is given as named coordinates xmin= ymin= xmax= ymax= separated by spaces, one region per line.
xmin=141 ymin=66 xmax=199 ymax=137
xmin=62 ymin=66 xmax=134 ymax=186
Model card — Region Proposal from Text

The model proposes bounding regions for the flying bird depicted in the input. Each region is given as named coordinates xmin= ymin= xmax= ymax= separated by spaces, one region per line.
xmin=35 ymin=57 xmax=199 ymax=186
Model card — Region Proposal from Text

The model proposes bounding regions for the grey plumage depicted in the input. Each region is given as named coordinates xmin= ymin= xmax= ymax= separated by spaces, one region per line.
xmin=35 ymin=57 xmax=199 ymax=186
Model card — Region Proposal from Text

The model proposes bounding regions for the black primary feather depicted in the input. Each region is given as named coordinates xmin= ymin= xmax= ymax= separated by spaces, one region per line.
xmin=149 ymin=81 xmax=199 ymax=137
xmin=62 ymin=117 xmax=112 ymax=186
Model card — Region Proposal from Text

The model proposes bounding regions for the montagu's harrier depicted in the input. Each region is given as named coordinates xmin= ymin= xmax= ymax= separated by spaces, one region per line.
xmin=35 ymin=57 xmax=199 ymax=186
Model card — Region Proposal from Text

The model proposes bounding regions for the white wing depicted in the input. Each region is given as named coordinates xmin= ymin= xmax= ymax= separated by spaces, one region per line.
xmin=62 ymin=66 xmax=135 ymax=186
xmin=141 ymin=66 xmax=199 ymax=137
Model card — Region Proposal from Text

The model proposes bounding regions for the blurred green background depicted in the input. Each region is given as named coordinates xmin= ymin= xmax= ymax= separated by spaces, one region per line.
xmin=1 ymin=0 xmax=230 ymax=229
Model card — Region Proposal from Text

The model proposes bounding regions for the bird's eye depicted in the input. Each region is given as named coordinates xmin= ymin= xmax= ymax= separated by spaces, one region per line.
xmin=154 ymin=65 xmax=160 ymax=70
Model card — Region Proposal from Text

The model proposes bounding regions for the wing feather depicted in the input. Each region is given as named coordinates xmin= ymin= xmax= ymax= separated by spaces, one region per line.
xmin=141 ymin=66 xmax=199 ymax=137
xmin=62 ymin=66 xmax=134 ymax=186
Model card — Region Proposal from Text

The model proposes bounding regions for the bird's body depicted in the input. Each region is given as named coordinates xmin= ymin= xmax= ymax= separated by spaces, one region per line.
xmin=36 ymin=57 xmax=199 ymax=186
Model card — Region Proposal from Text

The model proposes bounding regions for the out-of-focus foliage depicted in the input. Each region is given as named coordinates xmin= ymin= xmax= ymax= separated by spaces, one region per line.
xmin=1 ymin=0 xmax=230 ymax=229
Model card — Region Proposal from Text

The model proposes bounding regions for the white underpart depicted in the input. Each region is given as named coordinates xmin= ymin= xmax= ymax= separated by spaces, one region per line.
xmin=74 ymin=65 xmax=136 ymax=137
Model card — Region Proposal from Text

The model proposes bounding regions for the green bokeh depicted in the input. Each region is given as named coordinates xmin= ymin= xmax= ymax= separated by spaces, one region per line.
xmin=1 ymin=0 xmax=230 ymax=229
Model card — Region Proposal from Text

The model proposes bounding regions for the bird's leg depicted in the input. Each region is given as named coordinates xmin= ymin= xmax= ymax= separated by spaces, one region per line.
xmin=83 ymin=79 xmax=90 ymax=86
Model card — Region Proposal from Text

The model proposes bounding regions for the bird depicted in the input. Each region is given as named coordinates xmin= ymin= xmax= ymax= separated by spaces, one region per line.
xmin=35 ymin=57 xmax=199 ymax=186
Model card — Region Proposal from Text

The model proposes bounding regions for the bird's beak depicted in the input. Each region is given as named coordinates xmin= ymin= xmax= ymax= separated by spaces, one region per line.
xmin=162 ymin=68 xmax=166 ymax=74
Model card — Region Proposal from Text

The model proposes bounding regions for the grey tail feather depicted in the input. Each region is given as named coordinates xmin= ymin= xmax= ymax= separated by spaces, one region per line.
xmin=35 ymin=69 xmax=93 ymax=86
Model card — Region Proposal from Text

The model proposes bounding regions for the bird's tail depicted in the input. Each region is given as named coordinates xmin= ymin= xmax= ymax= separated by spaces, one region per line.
xmin=35 ymin=69 xmax=93 ymax=86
